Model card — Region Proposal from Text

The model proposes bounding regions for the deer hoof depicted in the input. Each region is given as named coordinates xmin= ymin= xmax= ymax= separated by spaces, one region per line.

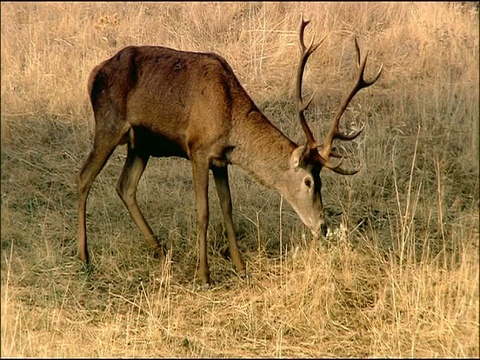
xmin=81 ymin=262 xmax=95 ymax=275
xmin=200 ymin=283 xmax=211 ymax=291
xmin=152 ymin=243 xmax=167 ymax=260
xmin=191 ymin=282 xmax=211 ymax=291
xmin=237 ymin=269 xmax=249 ymax=282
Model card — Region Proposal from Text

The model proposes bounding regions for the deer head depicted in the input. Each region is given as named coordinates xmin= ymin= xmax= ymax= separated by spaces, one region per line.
xmin=283 ymin=17 xmax=383 ymax=238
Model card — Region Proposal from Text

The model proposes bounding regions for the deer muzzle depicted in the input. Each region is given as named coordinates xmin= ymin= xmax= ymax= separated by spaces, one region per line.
xmin=311 ymin=219 xmax=328 ymax=240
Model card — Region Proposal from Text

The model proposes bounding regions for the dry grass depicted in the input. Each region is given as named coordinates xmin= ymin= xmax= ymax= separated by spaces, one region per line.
xmin=1 ymin=2 xmax=479 ymax=357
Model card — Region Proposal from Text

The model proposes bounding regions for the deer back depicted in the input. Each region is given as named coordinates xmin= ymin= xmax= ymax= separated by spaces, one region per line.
xmin=87 ymin=45 xmax=263 ymax=160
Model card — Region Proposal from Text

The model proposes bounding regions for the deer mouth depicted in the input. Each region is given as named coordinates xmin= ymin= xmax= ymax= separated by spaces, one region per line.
xmin=310 ymin=220 xmax=328 ymax=239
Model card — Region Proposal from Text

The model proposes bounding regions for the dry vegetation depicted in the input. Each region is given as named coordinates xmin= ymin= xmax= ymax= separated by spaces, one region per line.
xmin=1 ymin=2 xmax=479 ymax=357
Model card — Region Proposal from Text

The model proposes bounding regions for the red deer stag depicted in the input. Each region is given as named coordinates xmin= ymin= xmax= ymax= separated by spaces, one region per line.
xmin=77 ymin=18 xmax=382 ymax=286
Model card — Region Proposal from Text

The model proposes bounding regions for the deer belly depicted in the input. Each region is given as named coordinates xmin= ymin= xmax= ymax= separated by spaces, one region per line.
xmin=131 ymin=126 xmax=189 ymax=158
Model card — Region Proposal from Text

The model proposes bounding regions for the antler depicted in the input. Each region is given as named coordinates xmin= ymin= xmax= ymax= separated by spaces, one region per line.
xmin=318 ymin=37 xmax=383 ymax=175
xmin=296 ymin=17 xmax=324 ymax=150
xmin=295 ymin=18 xmax=383 ymax=175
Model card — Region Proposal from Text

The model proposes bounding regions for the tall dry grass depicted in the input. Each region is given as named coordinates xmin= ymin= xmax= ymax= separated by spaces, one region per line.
xmin=1 ymin=2 xmax=479 ymax=357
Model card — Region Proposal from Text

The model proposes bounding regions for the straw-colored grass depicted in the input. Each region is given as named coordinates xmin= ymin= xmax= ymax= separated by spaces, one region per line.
xmin=1 ymin=2 xmax=478 ymax=357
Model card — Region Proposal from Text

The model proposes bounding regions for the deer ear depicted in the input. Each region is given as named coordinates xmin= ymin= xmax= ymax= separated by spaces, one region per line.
xmin=290 ymin=145 xmax=308 ymax=170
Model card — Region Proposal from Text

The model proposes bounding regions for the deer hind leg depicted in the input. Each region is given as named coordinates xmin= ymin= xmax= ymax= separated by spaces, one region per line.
xmin=191 ymin=156 xmax=211 ymax=286
xmin=77 ymin=126 xmax=127 ymax=264
xmin=116 ymin=144 xmax=164 ymax=260
xmin=212 ymin=166 xmax=246 ymax=278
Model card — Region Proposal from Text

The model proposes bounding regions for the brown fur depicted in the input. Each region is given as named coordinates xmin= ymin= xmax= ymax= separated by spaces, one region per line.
xmin=77 ymin=30 xmax=379 ymax=285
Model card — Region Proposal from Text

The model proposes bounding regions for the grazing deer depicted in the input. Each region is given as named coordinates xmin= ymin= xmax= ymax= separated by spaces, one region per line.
xmin=77 ymin=18 xmax=382 ymax=286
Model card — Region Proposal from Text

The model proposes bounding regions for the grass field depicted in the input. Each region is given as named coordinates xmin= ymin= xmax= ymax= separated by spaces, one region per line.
xmin=1 ymin=2 xmax=479 ymax=357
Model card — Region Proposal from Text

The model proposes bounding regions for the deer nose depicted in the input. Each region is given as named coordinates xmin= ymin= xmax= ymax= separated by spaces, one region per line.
xmin=311 ymin=220 xmax=328 ymax=239
xmin=320 ymin=222 xmax=328 ymax=237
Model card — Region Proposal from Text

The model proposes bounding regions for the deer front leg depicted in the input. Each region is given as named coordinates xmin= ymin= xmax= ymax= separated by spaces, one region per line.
xmin=212 ymin=166 xmax=246 ymax=278
xmin=191 ymin=157 xmax=211 ymax=286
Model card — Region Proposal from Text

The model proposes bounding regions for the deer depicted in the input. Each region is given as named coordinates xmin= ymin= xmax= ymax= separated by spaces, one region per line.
xmin=77 ymin=18 xmax=382 ymax=287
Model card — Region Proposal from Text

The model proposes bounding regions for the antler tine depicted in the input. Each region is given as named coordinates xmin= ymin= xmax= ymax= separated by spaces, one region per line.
xmin=329 ymin=162 xmax=361 ymax=175
xmin=296 ymin=17 xmax=324 ymax=149
xmin=319 ymin=37 xmax=383 ymax=171
xmin=355 ymin=37 xmax=384 ymax=87
xmin=355 ymin=36 xmax=361 ymax=66
xmin=314 ymin=154 xmax=361 ymax=175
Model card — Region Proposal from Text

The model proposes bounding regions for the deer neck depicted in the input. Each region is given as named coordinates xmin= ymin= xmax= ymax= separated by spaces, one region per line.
xmin=229 ymin=107 xmax=298 ymax=191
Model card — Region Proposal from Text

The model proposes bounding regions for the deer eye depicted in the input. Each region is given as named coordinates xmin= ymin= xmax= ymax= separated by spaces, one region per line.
xmin=304 ymin=178 xmax=312 ymax=188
